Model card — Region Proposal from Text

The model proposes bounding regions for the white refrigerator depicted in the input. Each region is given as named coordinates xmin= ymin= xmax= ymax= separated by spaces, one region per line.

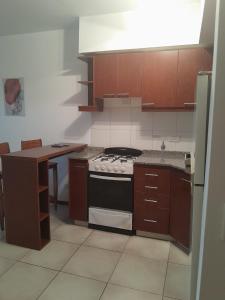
xmin=191 ymin=71 xmax=212 ymax=300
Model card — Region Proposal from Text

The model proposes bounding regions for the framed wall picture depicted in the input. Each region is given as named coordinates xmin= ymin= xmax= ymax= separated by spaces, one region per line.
xmin=2 ymin=78 xmax=25 ymax=116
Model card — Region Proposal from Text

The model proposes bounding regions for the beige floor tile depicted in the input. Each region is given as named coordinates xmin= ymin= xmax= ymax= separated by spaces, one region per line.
xmin=84 ymin=230 xmax=129 ymax=252
xmin=0 ymin=257 xmax=16 ymax=277
xmin=125 ymin=236 xmax=170 ymax=261
xmin=0 ymin=240 xmax=29 ymax=260
xmin=169 ymin=244 xmax=192 ymax=265
xmin=164 ymin=263 xmax=191 ymax=300
xmin=39 ymin=272 xmax=106 ymax=300
xmin=63 ymin=245 xmax=120 ymax=282
xmin=52 ymin=224 xmax=92 ymax=244
xmin=21 ymin=240 xmax=78 ymax=270
xmin=101 ymin=284 xmax=163 ymax=300
xmin=0 ymin=262 xmax=57 ymax=300
xmin=110 ymin=254 xmax=167 ymax=295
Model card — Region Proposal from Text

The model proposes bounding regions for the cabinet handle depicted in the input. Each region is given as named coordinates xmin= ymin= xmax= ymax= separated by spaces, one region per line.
xmin=145 ymin=186 xmax=158 ymax=190
xmin=144 ymin=199 xmax=158 ymax=203
xmin=184 ymin=102 xmax=196 ymax=105
xmin=104 ymin=93 xmax=115 ymax=98
xmin=145 ymin=173 xmax=159 ymax=177
xmin=144 ymin=219 xmax=157 ymax=223
xmin=117 ymin=92 xmax=129 ymax=97
xmin=142 ymin=102 xmax=155 ymax=106
xmin=181 ymin=178 xmax=192 ymax=184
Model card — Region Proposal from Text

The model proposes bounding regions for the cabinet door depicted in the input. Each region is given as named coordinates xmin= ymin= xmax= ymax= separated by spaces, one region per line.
xmin=69 ymin=160 xmax=88 ymax=221
xmin=117 ymin=53 xmax=142 ymax=97
xmin=170 ymin=171 xmax=192 ymax=249
xmin=141 ymin=50 xmax=178 ymax=107
xmin=94 ymin=54 xmax=117 ymax=98
xmin=176 ymin=48 xmax=212 ymax=107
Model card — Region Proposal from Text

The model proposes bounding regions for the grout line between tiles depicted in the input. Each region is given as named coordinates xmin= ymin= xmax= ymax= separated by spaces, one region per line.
xmin=0 ymin=259 xmax=17 ymax=280
xmin=162 ymin=243 xmax=170 ymax=298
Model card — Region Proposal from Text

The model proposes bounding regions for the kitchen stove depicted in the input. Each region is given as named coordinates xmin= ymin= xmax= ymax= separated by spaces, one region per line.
xmin=89 ymin=147 xmax=142 ymax=175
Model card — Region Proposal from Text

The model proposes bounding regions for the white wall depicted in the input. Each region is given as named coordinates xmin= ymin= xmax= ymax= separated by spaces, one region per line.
xmin=90 ymin=99 xmax=195 ymax=152
xmin=0 ymin=25 xmax=92 ymax=201
xmin=79 ymin=1 xmax=202 ymax=53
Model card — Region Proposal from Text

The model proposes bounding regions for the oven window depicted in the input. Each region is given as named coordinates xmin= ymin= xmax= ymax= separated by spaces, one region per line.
xmin=88 ymin=174 xmax=133 ymax=212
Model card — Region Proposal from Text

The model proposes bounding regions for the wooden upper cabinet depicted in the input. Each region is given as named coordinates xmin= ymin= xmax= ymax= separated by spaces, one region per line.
xmin=176 ymin=48 xmax=212 ymax=107
xmin=94 ymin=54 xmax=117 ymax=98
xmin=117 ymin=53 xmax=142 ymax=97
xmin=141 ymin=50 xmax=178 ymax=107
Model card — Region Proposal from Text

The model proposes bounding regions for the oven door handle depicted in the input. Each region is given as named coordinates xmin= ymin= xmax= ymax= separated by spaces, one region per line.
xmin=90 ymin=174 xmax=131 ymax=182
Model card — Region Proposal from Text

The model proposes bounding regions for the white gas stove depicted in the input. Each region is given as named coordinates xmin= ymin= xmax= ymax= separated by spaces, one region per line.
xmin=89 ymin=147 xmax=142 ymax=175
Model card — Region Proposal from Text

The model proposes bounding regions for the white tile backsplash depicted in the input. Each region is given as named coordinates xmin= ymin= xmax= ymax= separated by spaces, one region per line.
xmin=90 ymin=102 xmax=195 ymax=152
xmin=110 ymin=129 xmax=131 ymax=147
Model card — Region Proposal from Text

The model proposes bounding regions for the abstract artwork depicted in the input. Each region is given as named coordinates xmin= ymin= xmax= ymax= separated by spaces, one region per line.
xmin=2 ymin=78 xmax=25 ymax=116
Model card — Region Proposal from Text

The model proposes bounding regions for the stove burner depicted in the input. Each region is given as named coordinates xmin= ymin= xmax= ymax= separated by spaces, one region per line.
xmin=120 ymin=159 xmax=127 ymax=163
xmin=101 ymin=158 xmax=109 ymax=161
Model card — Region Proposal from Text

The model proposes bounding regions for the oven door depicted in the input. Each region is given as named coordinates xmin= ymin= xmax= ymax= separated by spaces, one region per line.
xmin=88 ymin=172 xmax=133 ymax=212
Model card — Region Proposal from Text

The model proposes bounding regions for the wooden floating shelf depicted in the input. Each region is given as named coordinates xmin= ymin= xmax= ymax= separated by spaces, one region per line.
xmin=78 ymin=55 xmax=93 ymax=63
xmin=78 ymin=105 xmax=103 ymax=112
xmin=77 ymin=80 xmax=94 ymax=85
xmin=38 ymin=185 xmax=48 ymax=193
xmin=39 ymin=212 xmax=49 ymax=222
xmin=78 ymin=98 xmax=104 ymax=112
xmin=41 ymin=238 xmax=50 ymax=248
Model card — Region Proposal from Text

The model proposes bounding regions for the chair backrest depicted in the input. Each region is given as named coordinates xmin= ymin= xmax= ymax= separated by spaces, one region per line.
xmin=21 ymin=139 xmax=42 ymax=150
xmin=0 ymin=143 xmax=10 ymax=156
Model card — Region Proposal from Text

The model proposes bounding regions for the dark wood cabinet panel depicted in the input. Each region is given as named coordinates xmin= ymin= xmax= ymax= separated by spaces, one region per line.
xmin=176 ymin=48 xmax=212 ymax=107
xmin=117 ymin=53 xmax=142 ymax=97
xmin=69 ymin=160 xmax=88 ymax=221
xmin=141 ymin=50 xmax=178 ymax=107
xmin=170 ymin=171 xmax=192 ymax=249
xmin=94 ymin=54 xmax=118 ymax=98
xmin=134 ymin=165 xmax=171 ymax=234
xmin=134 ymin=206 xmax=170 ymax=234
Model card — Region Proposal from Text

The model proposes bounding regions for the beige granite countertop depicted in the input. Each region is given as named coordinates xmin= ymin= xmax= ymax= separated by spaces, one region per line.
xmin=68 ymin=146 xmax=103 ymax=160
xmin=135 ymin=150 xmax=194 ymax=175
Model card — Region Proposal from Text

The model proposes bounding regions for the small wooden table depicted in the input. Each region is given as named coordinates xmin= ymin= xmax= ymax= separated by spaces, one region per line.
xmin=2 ymin=143 xmax=86 ymax=250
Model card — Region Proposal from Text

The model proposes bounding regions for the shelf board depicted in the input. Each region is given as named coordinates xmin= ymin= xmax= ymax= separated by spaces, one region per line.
xmin=78 ymin=105 xmax=103 ymax=112
xmin=78 ymin=55 xmax=93 ymax=63
xmin=38 ymin=185 xmax=48 ymax=193
xmin=77 ymin=80 xmax=94 ymax=85
xmin=40 ymin=238 xmax=50 ymax=248
xmin=39 ymin=212 xmax=49 ymax=222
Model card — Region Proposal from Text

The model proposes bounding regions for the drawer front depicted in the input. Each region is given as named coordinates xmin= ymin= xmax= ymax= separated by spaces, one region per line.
xmin=134 ymin=166 xmax=171 ymax=195
xmin=134 ymin=207 xmax=169 ymax=234
xmin=134 ymin=191 xmax=170 ymax=210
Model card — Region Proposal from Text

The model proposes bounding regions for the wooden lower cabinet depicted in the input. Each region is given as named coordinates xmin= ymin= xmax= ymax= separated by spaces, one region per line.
xmin=134 ymin=165 xmax=171 ymax=234
xmin=134 ymin=164 xmax=192 ymax=249
xmin=170 ymin=170 xmax=192 ymax=249
xmin=69 ymin=159 xmax=88 ymax=221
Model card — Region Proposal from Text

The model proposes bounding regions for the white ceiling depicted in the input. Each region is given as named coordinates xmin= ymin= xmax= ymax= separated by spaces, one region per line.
xmin=0 ymin=0 xmax=216 ymax=42
xmin=0 ymin=0 xmax=139 ymax=36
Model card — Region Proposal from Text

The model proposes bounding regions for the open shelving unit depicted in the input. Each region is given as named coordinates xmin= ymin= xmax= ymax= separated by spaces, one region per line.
xmin=77 ymin=56 xmax=103 ymax=112
xmin=38 ymin=161 xmax=50 ymax=248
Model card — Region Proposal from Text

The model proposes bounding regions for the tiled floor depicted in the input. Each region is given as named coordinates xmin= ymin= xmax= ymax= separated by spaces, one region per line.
xmin=0 ymin=206 xmax=191 ymax=300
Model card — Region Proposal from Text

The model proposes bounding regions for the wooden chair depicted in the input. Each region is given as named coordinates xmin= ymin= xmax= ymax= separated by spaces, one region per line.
xmin=21 ymin=139 xmax=58 ymax=210
xmin=0 ymin=142 xmax=10 ymax=230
